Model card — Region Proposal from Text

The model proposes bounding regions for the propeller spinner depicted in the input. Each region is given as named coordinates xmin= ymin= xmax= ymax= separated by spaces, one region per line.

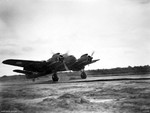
xmin=87 ymin=51 xmax=95 ymax=62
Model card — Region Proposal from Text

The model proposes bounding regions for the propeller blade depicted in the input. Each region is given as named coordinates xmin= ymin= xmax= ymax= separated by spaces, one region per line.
xmin=62 ymin=53 xmax=68 ymax=57
xmin=63 ymin=61 xmax=69 ymax=71
xmin=91 ymin=51 xmax=95 ymax=57
xmin=50 ymin=50 xmax=55 ymax=55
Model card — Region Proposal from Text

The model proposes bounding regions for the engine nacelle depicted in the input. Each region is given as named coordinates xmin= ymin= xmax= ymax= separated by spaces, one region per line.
xmin=78 ymin=54 xmax=93 ymax=64
xmin=47 ymin=53 xmax=64 ymax=63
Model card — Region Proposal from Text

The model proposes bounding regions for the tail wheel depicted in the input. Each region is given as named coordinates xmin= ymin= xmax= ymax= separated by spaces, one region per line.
xmin=81 ymin=71 xmax=87 ymax=79
xmin=52 ymin=73 xmax=59 ymax=82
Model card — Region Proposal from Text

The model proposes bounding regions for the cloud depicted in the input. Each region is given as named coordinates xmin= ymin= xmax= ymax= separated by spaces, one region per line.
xmin=22 ymin=47 xmax=34 ymax=52
xmin=0 ymin=0 xmax=150 ymax=76
xmin=131 ymin=0 xmax=150 ymax=4
xmin=0 ymin=49 xmax=19 ymax=56
xmin=0 ymin=0 xmax=40 ymax=41
xmin=0 ymin=5 xmax=18 ymax=27
xmin=0 ymin=41 xmax=34 ymax=57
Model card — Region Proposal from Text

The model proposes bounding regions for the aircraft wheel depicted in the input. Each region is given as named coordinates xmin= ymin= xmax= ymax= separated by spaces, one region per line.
xmin=81 ymin=71 xmax=87 ymax=79
xmin=52 ymin=73 xmax=59 ymax=82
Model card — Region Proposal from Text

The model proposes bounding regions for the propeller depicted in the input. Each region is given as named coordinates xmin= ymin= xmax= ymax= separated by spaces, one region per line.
xmin=87 ymin=51 xmax=95 ymax=62
xmin=63 ymin=61 xmax=69 ymax=71
xmin=58 ymin=54 xmax=64 ymax=62
xmin=91 ymin=51 xmax=95 ymax=57
xmin=61 ymin=51 xmax=70 ymax=71
xmin=62 ymin=51 xmax=69 ymax=57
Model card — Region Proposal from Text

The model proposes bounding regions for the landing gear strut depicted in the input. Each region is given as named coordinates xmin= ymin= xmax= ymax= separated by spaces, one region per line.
xmin=52 ymin=73 xmax=59 ymax=82
xmin=80 ymin=71 xmax=87 ymax=79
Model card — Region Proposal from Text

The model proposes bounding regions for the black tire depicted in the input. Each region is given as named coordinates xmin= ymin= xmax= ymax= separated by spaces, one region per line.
xmin=52 ymin=73 xmax=59 ymax=82
xmin=81 ymin=72 xmax=87 ymax=79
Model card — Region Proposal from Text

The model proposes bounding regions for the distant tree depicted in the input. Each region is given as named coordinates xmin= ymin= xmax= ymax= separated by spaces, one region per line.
xmin=1 ymin=75 xmax=7 ymax=78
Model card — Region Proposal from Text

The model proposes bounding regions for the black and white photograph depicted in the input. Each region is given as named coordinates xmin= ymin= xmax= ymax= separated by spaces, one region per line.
xmin=0 ymin=0 xmax=150 ymax=113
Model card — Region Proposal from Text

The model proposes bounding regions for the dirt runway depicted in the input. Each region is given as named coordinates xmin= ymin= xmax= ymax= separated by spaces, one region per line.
xmin=0 ymin=74 xmax=150 ymax=113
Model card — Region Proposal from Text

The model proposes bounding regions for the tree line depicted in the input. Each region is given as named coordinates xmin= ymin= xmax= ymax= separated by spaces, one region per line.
xmin=87 ymin=65 xmax=150 ymax=75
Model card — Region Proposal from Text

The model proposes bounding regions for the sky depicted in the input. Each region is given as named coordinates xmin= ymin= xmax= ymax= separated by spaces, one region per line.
xmin=0 ymin=0 xmax=150 ymax=76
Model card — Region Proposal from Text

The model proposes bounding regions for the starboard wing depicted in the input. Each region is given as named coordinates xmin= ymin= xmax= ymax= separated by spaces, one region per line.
xmin=2 ymin=59 xmax=44 ymax=67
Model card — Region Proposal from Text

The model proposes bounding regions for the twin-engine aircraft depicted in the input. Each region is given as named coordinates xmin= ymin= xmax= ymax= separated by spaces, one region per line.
xmin=2 ymin=52 xmax=99 ymax=82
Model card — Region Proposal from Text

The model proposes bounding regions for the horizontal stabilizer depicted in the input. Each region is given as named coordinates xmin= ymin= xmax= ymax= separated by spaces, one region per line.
xmin=13 ymin=69 xmax=33 ymax=75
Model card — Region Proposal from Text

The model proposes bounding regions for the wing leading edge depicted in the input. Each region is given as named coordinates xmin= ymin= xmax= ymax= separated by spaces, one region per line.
xmin=2 ymin=59 xmax=43 ymax=67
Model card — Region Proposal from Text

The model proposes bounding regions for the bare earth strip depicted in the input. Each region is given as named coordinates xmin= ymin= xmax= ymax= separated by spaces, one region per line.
xmin=0 ymin=74 xmax=150 ymax=113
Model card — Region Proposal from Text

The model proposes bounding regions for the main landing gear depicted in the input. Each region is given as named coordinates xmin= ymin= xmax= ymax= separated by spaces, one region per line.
xmin=52 ymin=71 xmax=86 ymax=82
xmin=80 ymin=70 xmax=87 ymax=79
xmin=52 ymin=73 xmax=59 ymax=82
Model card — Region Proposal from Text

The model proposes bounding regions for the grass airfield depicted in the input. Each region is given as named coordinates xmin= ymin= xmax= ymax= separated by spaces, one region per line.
xmin=1 ymin=73 xmax=150 ymax=113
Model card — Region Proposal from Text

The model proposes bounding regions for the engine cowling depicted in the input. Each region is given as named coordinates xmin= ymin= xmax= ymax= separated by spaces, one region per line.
xmin=78 ymin=54 xmax=93 ymax=63
xmin=87 ymin=55 xmax=93 ymax=62
xmin=47 ymin=53 xmax=64 ymax=63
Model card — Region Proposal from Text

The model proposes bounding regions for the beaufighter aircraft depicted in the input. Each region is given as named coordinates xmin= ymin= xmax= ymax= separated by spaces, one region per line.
xmin=2 ymin=52 xmax=99 ymax=82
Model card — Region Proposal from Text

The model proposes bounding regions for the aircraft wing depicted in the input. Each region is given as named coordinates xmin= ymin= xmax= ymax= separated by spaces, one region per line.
xmin=87 ymin=59 xmax=100 ymax=65
xmin=2 ymin=59 xmax=44 ymax=67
